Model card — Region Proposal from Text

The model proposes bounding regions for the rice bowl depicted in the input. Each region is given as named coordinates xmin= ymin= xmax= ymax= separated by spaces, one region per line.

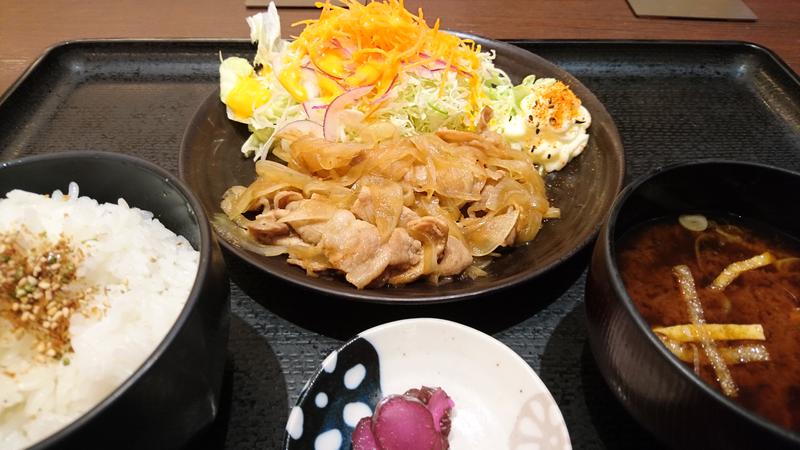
xmin=0 ymin=151 xmax=229 ymax=449
xmin=0 ymin=183 xmax=199 ymax=448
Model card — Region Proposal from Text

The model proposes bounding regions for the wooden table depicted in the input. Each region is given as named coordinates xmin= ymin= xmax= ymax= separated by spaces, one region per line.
xmin=1 ymin=0 xmax=799 ymax=95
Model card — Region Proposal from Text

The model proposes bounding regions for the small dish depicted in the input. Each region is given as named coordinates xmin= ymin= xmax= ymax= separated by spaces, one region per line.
xmin=283 ymin=318 xmax=571 ymax=450
xmin=179 ymin=34 xmax=624 ymax=303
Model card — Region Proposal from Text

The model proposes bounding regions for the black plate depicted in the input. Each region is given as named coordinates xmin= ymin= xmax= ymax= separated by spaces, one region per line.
xmin=178 ymin=35 xmax=625 ymax=303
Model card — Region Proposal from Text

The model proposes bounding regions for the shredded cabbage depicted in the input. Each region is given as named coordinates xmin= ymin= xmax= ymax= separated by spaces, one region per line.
xmin=218 ymin=1 xmax=591 ymax=172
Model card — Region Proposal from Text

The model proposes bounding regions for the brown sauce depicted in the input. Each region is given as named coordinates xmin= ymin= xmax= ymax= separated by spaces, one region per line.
xmin=617 ymin=215 xmax=800 ymax=433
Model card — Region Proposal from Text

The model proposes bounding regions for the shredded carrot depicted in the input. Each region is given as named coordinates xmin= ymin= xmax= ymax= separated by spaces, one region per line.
xmin=287 ymin=0 xmax=482 ymax=112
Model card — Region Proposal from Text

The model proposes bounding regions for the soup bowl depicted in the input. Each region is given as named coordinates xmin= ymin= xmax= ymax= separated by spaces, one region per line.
xmin=585 ymin=159 xmax=800 ymax=449
xmin=0 ymin=151 xmax=230 ymax=449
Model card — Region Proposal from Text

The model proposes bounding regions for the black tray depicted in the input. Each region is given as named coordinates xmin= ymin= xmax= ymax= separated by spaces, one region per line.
xmin=1 ymin=40 xmax=799 ymax=449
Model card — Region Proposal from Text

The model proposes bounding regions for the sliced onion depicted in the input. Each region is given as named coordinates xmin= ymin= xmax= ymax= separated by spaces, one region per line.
xmin=330 ymin=38 xmax=352 ymax=57
xmin=301 ymin=102 xmax=326 ymax=123
xmin=212 ymin=213 xmax=287 ymax=257
xmin=372 ymin=75 xmax=398 ymax=104
xmin=463 ymin=265 xmax=488 ymax=279
xmin=221 ymin=185 xmax=246 ymax=217
xmin=775 ymin=257 xmax=800 ymax=272
xmin=409 ymin=65 xmax=434 ymax=78
xmin=694 ymin=232 xmax=716 ymax=272
xmin=323 ymin=85 xmax=374 ymax=141
xmin=544 ymin=207 xmax=561 ymax=219
xmin=339 ymin=109 xmax=366 ymax=132
xmin=462 ymin=208 xmax=520 ymax=257
xmin=278 ymin=199 xmax=339 ymax=223
xmin=426 ymin=59 xmax=472 ymax=77
xmin=427 ymin=59 xmax=448 ymax=70
xmin=274 ymin=119 xmax=324 ymax=141
xmin=365 ymin=183 xmax=404 ymax=242
xmin=308 ymin=54 xmax=344 ymax=80
xmin=710 ymin=252 xmax=775 ymax=291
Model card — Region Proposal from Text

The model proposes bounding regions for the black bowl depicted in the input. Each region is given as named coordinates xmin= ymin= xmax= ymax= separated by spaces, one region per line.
xmin=179 ymin=34 xmax=624 ymax=303
xmin=585 ymin=159 xmax=800 ymax=449
xmin=0 ymin=151 xmax=230 ymax=449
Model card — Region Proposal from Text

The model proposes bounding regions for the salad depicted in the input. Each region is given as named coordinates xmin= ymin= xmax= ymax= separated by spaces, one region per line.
xmin=219 ymin=0 xmax=591 ymax=172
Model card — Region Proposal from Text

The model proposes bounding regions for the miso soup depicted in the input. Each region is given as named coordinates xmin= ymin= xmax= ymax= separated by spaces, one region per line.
xmin=617 ymin=215 xmax=800 ymax=433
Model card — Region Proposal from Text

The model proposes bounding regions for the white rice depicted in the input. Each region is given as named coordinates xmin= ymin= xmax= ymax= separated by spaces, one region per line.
xmin=0 ymin=183 xmax=199 ymax=449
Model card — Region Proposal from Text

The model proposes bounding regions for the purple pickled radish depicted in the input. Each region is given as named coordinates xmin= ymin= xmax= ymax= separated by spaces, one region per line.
xmin=425 ymin=389 xmax=455 ymax=435
xmin=350 ymin=387 xmax=454 ymax=450
xmin=403 ymin=387 xmax=454 ymax=437
xmin=352 ymin=417 xmax=380 ymax=450
xmin=373 ymin=396 xmax=444 ymax=450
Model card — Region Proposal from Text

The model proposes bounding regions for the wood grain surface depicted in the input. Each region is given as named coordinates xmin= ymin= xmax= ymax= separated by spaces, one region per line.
xmin=1 ymin=0 xmax=798 ymax=95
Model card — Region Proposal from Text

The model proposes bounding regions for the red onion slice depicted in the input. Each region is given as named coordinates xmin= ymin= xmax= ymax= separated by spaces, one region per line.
xmin=330 ymin=38 xmax=353 ymax=58
xmin=323 ymin=85 xmax=374 ymax=141
xmin=301 ymin=102 xmax=327 ymax=123
xmin=427 ymin=59 xmax=448 ymax=70
xmin=372 ymin=76 xmax=398 ymax=105
xmin=308 ymin=55 xmax=345 ymax=80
